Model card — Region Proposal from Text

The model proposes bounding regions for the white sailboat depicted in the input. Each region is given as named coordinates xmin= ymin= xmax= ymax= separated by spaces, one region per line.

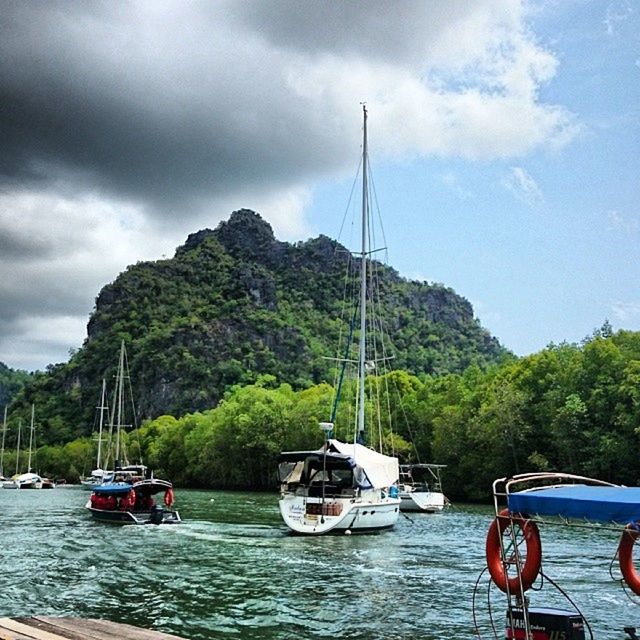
xmin=399 ymin=463 xmax=448 ymax=512
xmin=80 ymin=379 xmax=112 ymax=489
xmin=14 ymin=405 xmax=42 ymax=489
xmin=2 ymin=417 xmax=20 ymax=489
xmin=105 ymin=340 xmax=147 ymax=482
xmin=0 ymin=406 xmax=7 ymax=484
xmin=278 ymin=106 xmax=401 ymax=535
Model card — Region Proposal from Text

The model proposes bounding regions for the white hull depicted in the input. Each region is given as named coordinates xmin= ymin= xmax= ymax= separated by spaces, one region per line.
xmin=399 ymin=490 xmax=446 ymax=513
xmin=279 ymin=490 xmax=400 ymax=535
xmin=17 ymin=474 xmax=43 ymax=489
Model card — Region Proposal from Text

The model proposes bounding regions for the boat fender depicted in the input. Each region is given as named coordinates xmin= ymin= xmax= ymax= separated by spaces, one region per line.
xmin=485 ymin=508 xmax=542 ymax=594
xmin=164 ymin=488 xmax=174 ymax=507
xmin=619 ymin=525 xmax=640 ymax=595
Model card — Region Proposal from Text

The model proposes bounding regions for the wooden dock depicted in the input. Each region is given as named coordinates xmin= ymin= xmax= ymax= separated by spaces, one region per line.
xmin=0 ymin=617 xmax=187 ymax=640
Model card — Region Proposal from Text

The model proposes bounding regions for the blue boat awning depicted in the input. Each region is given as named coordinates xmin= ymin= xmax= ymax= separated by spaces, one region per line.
xmin=93 ymin=483 xmax=134 ymax=495
xmin=508 ymin=485 xmax=640 ymax=524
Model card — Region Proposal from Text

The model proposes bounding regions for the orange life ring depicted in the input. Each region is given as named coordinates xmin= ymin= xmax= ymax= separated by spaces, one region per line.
xmin=486 ymin=508 xmax=542 ymax=594
xmin=619 ymin=525 xmax=640 ymax=595
xmin=164 ymin=488 xmax=174 ymax=507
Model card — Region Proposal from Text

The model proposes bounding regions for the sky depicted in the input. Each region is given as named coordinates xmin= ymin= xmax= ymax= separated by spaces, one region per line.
xmin=1 ymin=0 xmax=639 ymax=371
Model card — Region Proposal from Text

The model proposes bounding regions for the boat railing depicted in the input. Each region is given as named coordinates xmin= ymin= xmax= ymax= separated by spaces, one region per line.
xmin=491 ymin=472 xmax=621 ymax=528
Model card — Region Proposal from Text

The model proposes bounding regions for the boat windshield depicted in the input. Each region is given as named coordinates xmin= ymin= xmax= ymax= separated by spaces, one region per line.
xmin=278 ymin=455 xmax=354 ymax=489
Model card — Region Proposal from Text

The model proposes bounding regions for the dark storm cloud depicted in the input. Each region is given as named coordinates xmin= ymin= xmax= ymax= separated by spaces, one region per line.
xmin=0 ymin=228 xmax=53 ymax=260
xmin=232 ymin=1 xmax=468 ymax=63
xmin=0 ymin=0 xmax=360 ymax=217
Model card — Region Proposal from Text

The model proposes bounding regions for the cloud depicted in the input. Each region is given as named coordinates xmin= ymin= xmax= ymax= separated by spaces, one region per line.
xmin=0 ymin=0 xmax=580 ymax=369
xmin=441 ymin=172 xmax=474 ymax=200
xmin=611 ymin=301 xmax=640 ymax=322
xmin=0 ymin=0 xmax=577 ymax=214
xmin=502 ymin=167 xmax=544 ymax=206
xmin=607 ymin=210 xmax=639 ymax=234
xmin=604 ymin=1 xmax=634 ymax=35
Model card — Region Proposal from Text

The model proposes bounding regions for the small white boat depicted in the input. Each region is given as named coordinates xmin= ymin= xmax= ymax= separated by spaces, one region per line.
xmin=2 ymin=476 xmax=19 ymax=489
xmin=15 ymin=472 xmax=43 ymax=489
xmin=399 ymin=463 xmax=448 ymax=513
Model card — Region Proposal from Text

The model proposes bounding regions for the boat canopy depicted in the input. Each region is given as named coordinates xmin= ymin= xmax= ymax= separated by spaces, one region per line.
xmin=279 ymin=439 xmax=399 ymax=489
xmin=133 ymin=478 xmax=173 ymax=495
xmin=93 ymin=482 xmax=135 ymax=495
xmin=508 ymin=484 xmax=640 ymax=524
xmin=327 ymin=439 xmax=398 ymax=489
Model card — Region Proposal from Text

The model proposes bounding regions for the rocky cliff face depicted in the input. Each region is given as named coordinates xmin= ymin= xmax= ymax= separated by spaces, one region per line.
xmin=14 ymin=209 xmax=508 ymax=436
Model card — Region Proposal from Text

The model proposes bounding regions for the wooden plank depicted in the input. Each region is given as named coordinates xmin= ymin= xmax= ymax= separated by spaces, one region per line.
xmin=0 ymin=621 xmax=40 ymax=640
xmin=33 ymin=619 xmax=186 ymax=640
xmin=12 ymin=619 xmax=90 ymax=640
xmin=0 ymin=619 xmax=70 ymax=640
xmin=0 ymin=619 xmax=186 ymax=640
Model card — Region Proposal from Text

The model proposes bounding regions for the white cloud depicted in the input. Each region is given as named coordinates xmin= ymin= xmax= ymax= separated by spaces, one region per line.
xmin=502 ymin=167 xmax=544 ymax=206
xmin=440 ymin=172 xmax=474 ymax=200
xmin=604 ymin=2 xmax=634 ymax=35
xmin=611 ymin=301 xmax=640 ymax=322
xmin=607 ymin=210 xmax=639 ymax=234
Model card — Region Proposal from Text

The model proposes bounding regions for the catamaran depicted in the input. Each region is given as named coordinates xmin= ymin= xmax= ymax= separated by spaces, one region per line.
xmin=278 ymin=106 xmax=401 ymax=535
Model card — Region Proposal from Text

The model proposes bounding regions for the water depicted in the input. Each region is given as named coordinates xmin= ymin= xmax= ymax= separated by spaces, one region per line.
xmin=0 ymin=488 xmax=638 ymax=639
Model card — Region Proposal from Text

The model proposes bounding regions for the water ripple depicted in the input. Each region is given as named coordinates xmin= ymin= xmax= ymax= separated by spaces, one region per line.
xmin=1 ymin=488 xmax=638 ymax=638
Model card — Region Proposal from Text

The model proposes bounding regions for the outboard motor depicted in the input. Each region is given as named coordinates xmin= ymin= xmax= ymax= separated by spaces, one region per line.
xmin=506 ymin=607 xmax=585 ymax=640
xmin=149 ymin=505 xmax=164 ymax=525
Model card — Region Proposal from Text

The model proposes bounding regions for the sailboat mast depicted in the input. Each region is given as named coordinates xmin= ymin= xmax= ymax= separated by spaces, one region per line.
xmin=15 ymin=419 xmax=21 ymax=475
xmin=0 ymin=405 xmax=7 ymax=477
xmin=96 ymin=379 xmax=107 ymax=469
xmin=27 ymin=404 xmax=34 ymax=472
xmin=357 ymin=104 xmax=368 ymax=445
xmin=115 ymin=340 xmax=125 ymax=462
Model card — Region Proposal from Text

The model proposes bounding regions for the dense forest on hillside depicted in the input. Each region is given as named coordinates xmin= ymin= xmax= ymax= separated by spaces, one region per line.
xmin=0 ymin=363 xmax=31 ymax=407
xmin=6 ymin=209 xmax=506 ymax=442
xmin=4 ymin=328 xmax=639 ymax=501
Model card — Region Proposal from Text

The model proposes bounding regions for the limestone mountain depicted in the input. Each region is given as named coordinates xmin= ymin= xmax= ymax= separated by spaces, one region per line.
xmin=11 ymin=209 xmax=508 ymax=442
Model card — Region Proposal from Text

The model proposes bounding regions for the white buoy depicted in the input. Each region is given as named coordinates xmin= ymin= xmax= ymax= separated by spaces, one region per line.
xmin=345 ymin=529 xmax=352 ymax=535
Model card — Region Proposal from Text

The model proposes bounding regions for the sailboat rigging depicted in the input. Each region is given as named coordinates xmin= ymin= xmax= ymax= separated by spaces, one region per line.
xmin=80 ymin=379 xmax=111 ymax=489
xmin=278 ymin=106 xmax=401 ymax=535
xmin=0 ymin=406 xmax=7 ymax=482
xmin=12 ymin=405 xmax=43 ymax=489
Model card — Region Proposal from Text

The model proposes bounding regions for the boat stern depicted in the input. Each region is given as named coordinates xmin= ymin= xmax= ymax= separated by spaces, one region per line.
xmin=279 ymin=494 xmax=353 ymax=535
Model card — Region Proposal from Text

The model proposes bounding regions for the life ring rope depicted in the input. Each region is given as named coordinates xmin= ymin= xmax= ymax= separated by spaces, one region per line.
xmin=485 ymin=508 xmax=542 ymax=594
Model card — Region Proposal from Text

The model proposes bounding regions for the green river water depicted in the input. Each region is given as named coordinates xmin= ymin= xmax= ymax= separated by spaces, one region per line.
xmin=0 ymin=487 xmax=638 ymax=639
